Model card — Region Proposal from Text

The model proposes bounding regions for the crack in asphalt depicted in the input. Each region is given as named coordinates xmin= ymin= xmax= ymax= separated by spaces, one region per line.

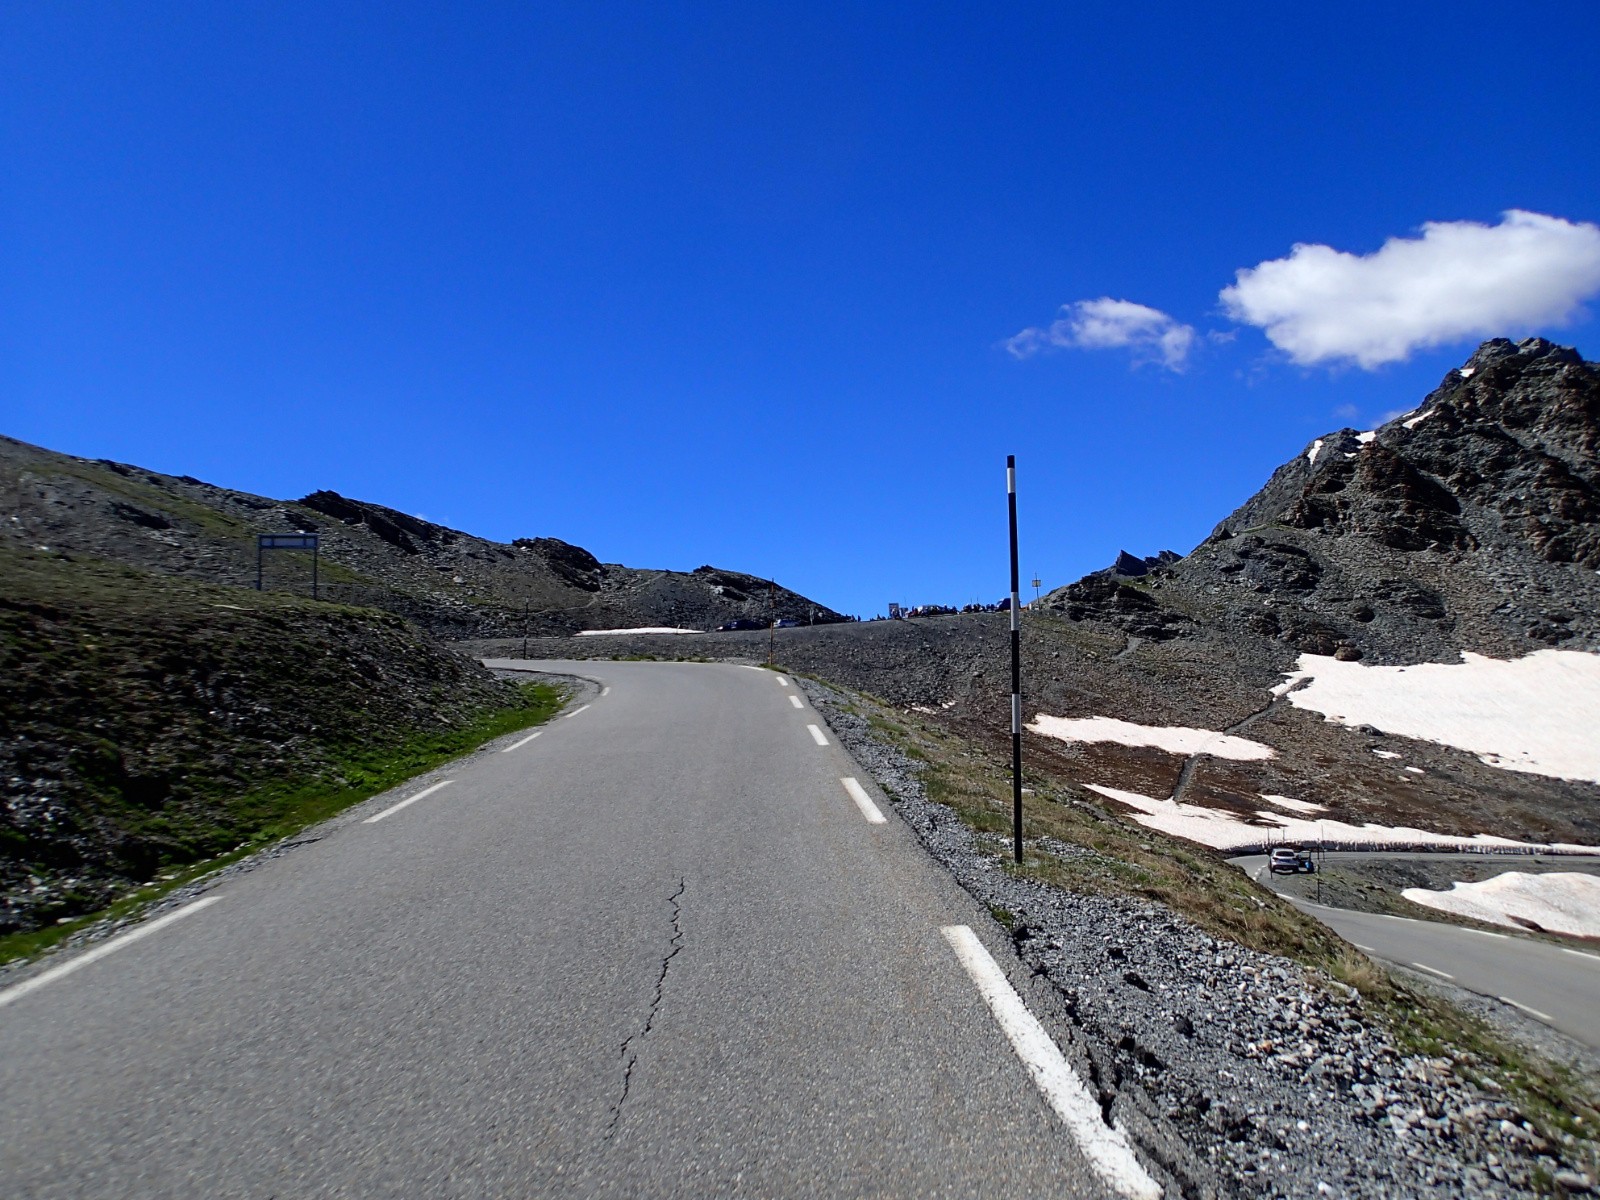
xmin=604 ymin=877 xmax=686 ymax=1141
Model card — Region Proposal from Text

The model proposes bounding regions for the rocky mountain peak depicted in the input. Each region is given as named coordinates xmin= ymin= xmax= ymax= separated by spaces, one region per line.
xmin=1049 ymin=338 xmax=1600 ymax=663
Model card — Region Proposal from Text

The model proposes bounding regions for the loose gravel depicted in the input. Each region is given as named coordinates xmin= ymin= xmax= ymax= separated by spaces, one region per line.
xmin=802 ymin=677 xmax=1598 ymax=1200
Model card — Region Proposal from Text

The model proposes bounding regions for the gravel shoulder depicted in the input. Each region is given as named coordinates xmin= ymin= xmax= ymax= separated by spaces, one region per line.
xmin=797 ymin=675 xmax=1600 ymax=1200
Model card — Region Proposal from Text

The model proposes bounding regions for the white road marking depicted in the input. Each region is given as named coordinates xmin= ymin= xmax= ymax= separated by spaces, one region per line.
xmin=1410 ymin=961 xmax=1455 ymax=980
xmin=1499 ymin=996 xmax=1553 ymax=1022
xmin=789 ymin=694 xmax=804 ymax=709
xmin=1560 ymin=947 xmax=1600 ymax=965
xmin=565 ymin=704 xmax=590 ymax=719
xmin=0 ymin=896 xmax=222 ymax=1010
xmin=363 ymin=779 xmax=454 ymax=824
xmin=776 ymin=675 xmax=789 ymax=686
xmin=1354 ymin=943 xmax=1378 ymax=953
xmin=601 ymin=686 xmax=610 ymax=696
xmin=501 ymin=731 xmax=542 ymax=753
xmin=841 ymin=778 xmax=886 ymax=824
xmin=941 ymin=926 xmax=1161 ymax=1200
xmin=807 ymin=724 xmax=829 ymax=746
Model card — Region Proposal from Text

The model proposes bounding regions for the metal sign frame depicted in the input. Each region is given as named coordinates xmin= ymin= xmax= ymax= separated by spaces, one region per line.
xmin=257 ymin=533 xmax=320 ymax=598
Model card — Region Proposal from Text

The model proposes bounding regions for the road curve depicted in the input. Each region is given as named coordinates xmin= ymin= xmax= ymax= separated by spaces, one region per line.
xmin=0 ymin=659 xmax=1130 ymax=1199
xmin=1234 ymin=856 xmax=1600 ymax=1047
xmin=1287 ymin=898 xmax=1600 ymax=1048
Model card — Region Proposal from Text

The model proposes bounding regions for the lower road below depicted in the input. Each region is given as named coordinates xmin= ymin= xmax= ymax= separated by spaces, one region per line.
xmin=0 ymin=660 xmax=1141 ymax=1198
xmin=1235 ymin=854 xmax=1600 ymax=1048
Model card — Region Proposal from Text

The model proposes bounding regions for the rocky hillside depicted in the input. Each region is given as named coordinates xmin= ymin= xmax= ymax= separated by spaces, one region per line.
xmin=496 ymin=340 xmax=1600 ymax=850
xmin=1045 ymin=337 xmax=1600 ymax=664
xmin=0 ymin=543 xmax=560 ymax=936
xmin=0 ymin=435 xmax=845 ymax=638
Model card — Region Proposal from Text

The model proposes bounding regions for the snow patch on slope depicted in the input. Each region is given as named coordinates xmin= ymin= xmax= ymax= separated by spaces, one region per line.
xmin=1027 ymin=715 xmax=1275 ymax=761
xmin=1260 ymin=793 xmax=1326 ymax=815
xmin=576 ymin=627 xmax=702 ymax=635
xmin=1403 ymin=873 xmax=1600 ymax=939
xmin=1081 ymin=784 xmax=1596 ymax=854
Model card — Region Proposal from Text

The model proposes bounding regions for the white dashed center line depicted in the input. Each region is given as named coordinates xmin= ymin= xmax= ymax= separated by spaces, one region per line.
xmin=501 ymin=731 xmax=542 ymax=753
xmin=565 ymin=704 xmax=590 ymax=719
xmin=601 ymin=686 xmax=610 ymax=696
xmin=941 ymin=926 xmax=1161 ymax=1200
xmin=1499 ymin=996 xmax=1553 ymax=1022
xmin=364 ymin=779 xmax=454 ymax=824
xmin=0 ymin=896 xmax=223 ymax=1010
xmin=789 ymin=694 xmax=804 ymax=709
xmin=807 ymin=724 xmax=829 ymax=746
xmin=841 ymin=777 xmax=886 ymax=824
xmin=1410 ymin=961 xmax=1455 ymax=980
xmin=776 ymin=676 xmax=789 ymax=686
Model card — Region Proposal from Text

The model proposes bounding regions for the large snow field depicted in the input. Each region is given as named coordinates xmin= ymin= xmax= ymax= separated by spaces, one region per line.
xmin=1402 ymin=872 xmax=1600 ymax=939
xmin=1080 ymin=784 xmax=1597 ymax=855
xmin=1027 ymin=715 xmax=1275 ymax=761
xmin=1278 ymin=649 xmax=1600 ymax=784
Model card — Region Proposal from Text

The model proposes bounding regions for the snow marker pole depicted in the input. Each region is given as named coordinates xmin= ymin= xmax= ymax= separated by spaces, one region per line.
xmin=1008 ymin=455 xmax=1023 ymax=865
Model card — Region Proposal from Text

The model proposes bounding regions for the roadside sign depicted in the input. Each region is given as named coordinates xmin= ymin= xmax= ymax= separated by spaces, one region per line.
xmin=257 ymin=533 xmax=321 ymax=597
xmin=258 ymin=534 xmax=318 ymax=551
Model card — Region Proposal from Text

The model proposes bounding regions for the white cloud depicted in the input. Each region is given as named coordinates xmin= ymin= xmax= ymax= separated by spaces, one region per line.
xmin=1007 ymin=297 xmax=1196 ymax=371
xmin=1219 ymin=210 xmax=1600 ymax=369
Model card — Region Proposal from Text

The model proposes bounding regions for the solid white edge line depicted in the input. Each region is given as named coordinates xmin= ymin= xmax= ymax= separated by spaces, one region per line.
xmin=807 ymin=724 xmax=829 ymax=746
xmin=776 ymin=676 xmax=789 ymax=686
xmin=1353 ymin=943 xmax=1378 ymax=954
xmin=1560 ymin=948 xmax=1600 ymax=965
xmin=1499 ymin=996 xmax=1553 ymax=1022
xmin=789 ymin=694 xmax=804 ymax=709
xmin=1410 ymin=961 xmax=1455 ymax=980
xmin=565 ymin=704 xmax=591 ymax=719
xmin=501 ymin=731 xmax=543 ymax=753
xmin=841 ymin=777 xmax=886 ymax=824
xmin=0 ymin=896 xmax=223 ymax=1010
xmin=941 ymin=926 xmax=1161 ymax=1200
xmin=363 ymin=779 xmax=454 ymax=824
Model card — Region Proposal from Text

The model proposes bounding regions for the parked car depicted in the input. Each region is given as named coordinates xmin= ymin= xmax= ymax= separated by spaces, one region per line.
xmin=716 ymin=618 xmax=766 ymax=632
xmin=774 ymin=618 xmax=800 ymax=628
xmin=1268 ymin=847 xmax=1316 ymax=874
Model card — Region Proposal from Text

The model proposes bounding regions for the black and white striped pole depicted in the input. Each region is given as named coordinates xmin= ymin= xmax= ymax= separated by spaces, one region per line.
xmin=1008 ymin=455 xmax=1023 ymax=865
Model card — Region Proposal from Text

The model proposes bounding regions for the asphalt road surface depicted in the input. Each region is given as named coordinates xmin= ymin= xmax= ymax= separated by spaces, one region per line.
xmin=0 ymin=660 xmax=1151 ymax=1199
xmin=1235 ymin=855 xmax=1600 ymax=1048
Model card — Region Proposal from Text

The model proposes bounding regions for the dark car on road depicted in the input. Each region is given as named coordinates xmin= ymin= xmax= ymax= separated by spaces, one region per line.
xmin=716 ymin=618 xmax=767 ymax=631
xmin=1269 ymin=847 xmax=1316 ymax=874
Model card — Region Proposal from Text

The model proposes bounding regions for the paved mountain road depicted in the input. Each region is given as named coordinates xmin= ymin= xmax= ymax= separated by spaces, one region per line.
xmin=1233 ymin=855 xmax=1600 ymax=1048
xmin=0 ymin=660 xmax=1144 ymax=1199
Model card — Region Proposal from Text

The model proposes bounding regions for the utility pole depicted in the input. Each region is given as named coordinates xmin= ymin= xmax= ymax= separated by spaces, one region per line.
xmin=768 ymin=578 xmax=776 ymax=667
xmin=522 ymin=596 xmax=530 ymax=659
xmin=1008 ymin=456 xmax=1023 ymax=865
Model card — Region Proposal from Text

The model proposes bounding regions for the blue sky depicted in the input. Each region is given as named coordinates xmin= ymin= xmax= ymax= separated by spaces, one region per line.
xmin=5 ymin=2 xmax=1598 ymax=617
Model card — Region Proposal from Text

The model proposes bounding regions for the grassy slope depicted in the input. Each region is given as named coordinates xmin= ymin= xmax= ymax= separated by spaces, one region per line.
xmin=0 ymin=545 xmax=563 ymax=943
